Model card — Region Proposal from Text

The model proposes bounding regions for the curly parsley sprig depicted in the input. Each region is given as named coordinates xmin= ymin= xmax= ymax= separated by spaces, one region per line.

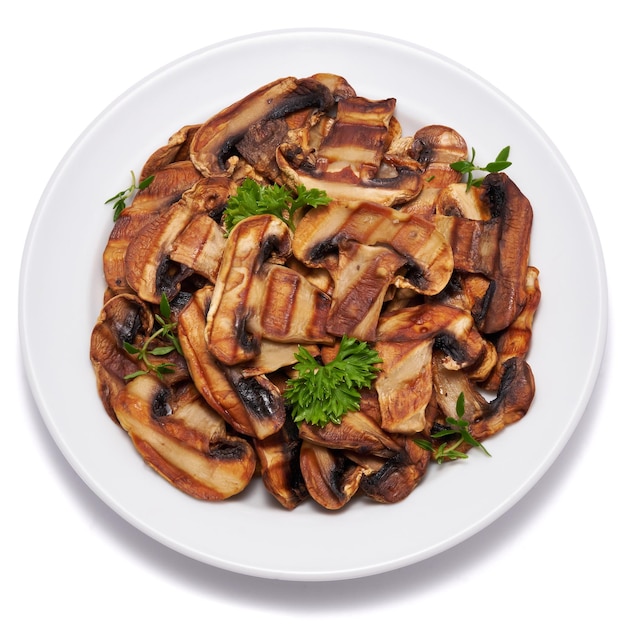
xmin=105 ymin=170 xmax=155 ymax=221
xmin=415 ymin=393 xmax=491 ymax=463
xmin=123 ymin=294 xmax=182 ymax=381
xmin=284 ymin=336 xmax=382 ymax=428
xmin=450 ymin=146 xmax=512 ymax=191
xmin=223 ymin=178 xmax=331 ymax=233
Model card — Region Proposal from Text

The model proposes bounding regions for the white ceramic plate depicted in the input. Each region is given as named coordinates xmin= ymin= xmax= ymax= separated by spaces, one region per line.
xmin=19 ymin=29 xmax=607 ymax=581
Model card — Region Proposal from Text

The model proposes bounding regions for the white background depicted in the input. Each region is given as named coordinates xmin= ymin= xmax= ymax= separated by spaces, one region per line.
xmin=3 ymin=1 xmax=620 ymax=623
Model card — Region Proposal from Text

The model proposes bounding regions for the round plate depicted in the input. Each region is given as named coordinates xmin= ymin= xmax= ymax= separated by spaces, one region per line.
xmin=19 ymin=28 xmax=607 ymax=581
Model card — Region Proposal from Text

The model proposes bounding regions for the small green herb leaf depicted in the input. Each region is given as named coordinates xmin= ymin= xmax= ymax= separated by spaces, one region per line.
xmin=414 ymin=392 xmax=491 ymax=463
xmin=284 ymin=336 xmax=382 ymax=428
xmin=105 ymin=171 xmax=154 ymax=221
xmin=450 ymin=146 xmax=512 ymax=191
xmin=123 ymin=293 xmax=181 ymax=381
xmin=223 ymin=179 xmax=331 ymax=233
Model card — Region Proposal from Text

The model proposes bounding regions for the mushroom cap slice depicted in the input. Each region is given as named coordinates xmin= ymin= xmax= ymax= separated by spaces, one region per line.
xmin=433 ymin=172 xmax=534 ymax=334
xmin=112 ymin=376 xmax=256 ymax=500
xmin=277 ymin=96 xmax=423 ymax=207
xmin=293 ymin=200 xmax=454 ymax=308
xmin=190 ymin=75 xmax=338 ymax=178
xmin=177 ymin=285 xmax=286 ymax=440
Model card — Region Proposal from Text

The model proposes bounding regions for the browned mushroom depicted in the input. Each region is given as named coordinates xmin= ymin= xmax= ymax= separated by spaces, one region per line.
xmin=357 ymin=436 xmax=431 ymax=504
xmin=190 ymin=75 xmax=342 ymax=179
xmin=124 ymin=176 xmax=234 ymax=303
xmin=374 ymin=303 xmax=495 ymax=434
xmin=112 ymin=375 xmax=257 ymax=500
xmin=177 ymin=285 xmax=286 ymax=440
xmin=253 ymin=420 xmax=308 ymax=510
xmin=277 ymin=96 xmax=423 ymax=207
xmin=206 ymin=214 xmax=333 ymax=366
xmin=140 ymin=124 xmax=201 ymax=180
xmin=299 ymin=441 xmax=367 ymax=510
xmin=103 ymin=161 xmax=204 ymax=295
xmin=292 ymin=200 xmax=454 ymax=340
xmin=433 ymin=172 xmax=534 ymax=334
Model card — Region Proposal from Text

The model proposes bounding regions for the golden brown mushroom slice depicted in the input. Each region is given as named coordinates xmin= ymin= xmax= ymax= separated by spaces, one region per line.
xmin=433 ymin=172 xmax=534 ymax=334
xmin=292 ymin=200 xmax=454 ymax=340
xmin=277 ymin=96 xmax=423 ymax=207
xmin=356 ymin=437 xmax=431 ymax=504
xmin=177 ymin=285 xmax=286 ymax=440
xmin=299 ymin=441 xmax=367 ymax=510
xmin=253 ymin=420 xmax=309 ymax=510
xmin=124 ymin=176 xmax=234 ymax=304
xmin=103 ymin=161 xmax=203 ymax=295
xmin=112 ymin=376 xmax=256 ymax=501
xmin=374 ymin=303 xmax=496 ymax=434
xmin=190 ymin=75 xmax=339 ymax=178
xmin=206 ymin=214 xmax=333 ymax=366
xmin=140 ymin=124 xmax=201 ymax=180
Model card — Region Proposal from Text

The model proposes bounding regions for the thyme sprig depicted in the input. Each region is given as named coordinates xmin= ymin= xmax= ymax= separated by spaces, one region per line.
xmin=105 ymin=170 xmax=155 ymax=221
xmin=123 ymin=294 xmax=182 ymax=381
xmin=415 ymin=393 xmax=491 ymax=463
xmin=450 ymin=146 xmax=512 ymax=191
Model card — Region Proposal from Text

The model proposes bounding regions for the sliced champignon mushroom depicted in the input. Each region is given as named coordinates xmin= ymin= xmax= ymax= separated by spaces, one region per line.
xmin=433 ymin=172 xmax=534 ymax=334
xmin=168 ymin=211 xmax=227 ymax=285
xmin=292 ymin=200 xmax=454 ymax=341
xmin=177 ymin=285 xmax=286 ymax=439
xmin=253 ymin=419 xmax=309 ymax=510
xmin=430 ymin=351 xmax=535 ymax=447
xmin=90 ymin=293 xmax=154 ymax=421
xmin=373 ymin=303 xmax=496 ymax=434
xmin=140 ymin=124 xmax=201 ymax=180
xmin=357 ymin=437 xmax=431 ymax=504
xmin=298 ymin=410 xmax=403 ymax=458
xmin=277 ymin=96 xmax=423 ymax=207
xmin=206 ymin=214 xmax=333 ymax=365
xmin=299 ymin=441 xmax=367 ymax=510
xmin=482 ymin=266 xmax=541 ymax=391
xmin=409 ymin=125 xmax=467 ymax=190
xmin=190 ymin=75 xmax=339 ymax=178
xmin=112 ymin=375 xmax=256 ymax=500
xmin=125 ymin=177 xmax=234 ymax=304
xmin=103 ymin=161 xmax=204 ymax=295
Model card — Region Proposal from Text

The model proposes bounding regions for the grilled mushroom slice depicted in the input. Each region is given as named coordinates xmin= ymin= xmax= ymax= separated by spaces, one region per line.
xmin=253 ymin=419 xmax=308 ymax=510
xmin=140 ymin=124 xmax=201 ymax=180
xmin=299 ymin=441 xmax=366 ymax=510
xmin=277 ymin=96 xmax=422 ymax=206
xmin=357 ymin=437 xmax=431 ymax=504
xmin=90 ymin=293 xmax=154 ymax=420
xmin=103 ymin=161 xmax=203 ymax=295
xmin=433 ymin=172 xmax=534 ymax=334
xmin=112 ymin=376 xmax=256 ymax=500
xmin=431 ymin=351 xmax=535 ymax=446
xmin=292 ymin=200 xmax=454 ymax=340
xmin=374 ymin=303 xmax=495 ymax=434
xmin=125 ymin=177 xmax=234 ymax=303
xmin=206 ymin=214 xmax=333 ymax=365
xmin=190 ymin=75 xmax=339 ymax=178
xmin=177 ymin=285 xmax=286 ymax=439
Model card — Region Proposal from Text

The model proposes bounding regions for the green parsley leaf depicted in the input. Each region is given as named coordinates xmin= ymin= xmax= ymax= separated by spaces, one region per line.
xmin=223 ymin=179 xmax=331 ymax=233
xmin=284 ymin=336 xmax=382 ymax=428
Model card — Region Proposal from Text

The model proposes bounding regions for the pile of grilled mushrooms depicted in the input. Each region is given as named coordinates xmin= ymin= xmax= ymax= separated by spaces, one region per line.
xmin=90 ymin=74 xmax=540 ymax=510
